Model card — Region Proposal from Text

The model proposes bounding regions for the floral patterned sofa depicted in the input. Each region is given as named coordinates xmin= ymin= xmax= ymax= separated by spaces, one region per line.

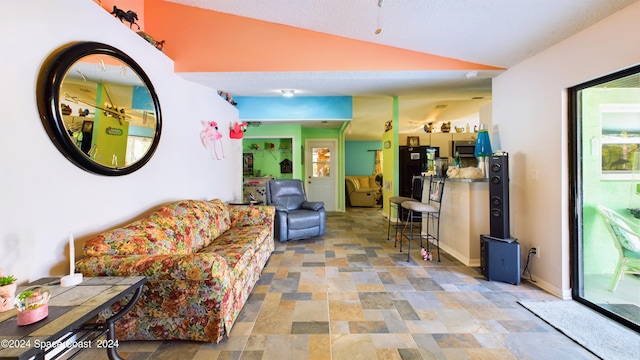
xmin=75 ymin=199 xmax=275 ymax=343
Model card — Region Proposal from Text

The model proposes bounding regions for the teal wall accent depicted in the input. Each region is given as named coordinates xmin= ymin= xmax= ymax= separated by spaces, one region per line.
xmin=129 ymin=125 xmax=154 ymax=137
xmin=345 ymin=140 xmax=382 ymax=176
xmin=132 ymin=86 xmax=153 ymax=110
xmin=235 ymin=96 xmax=352 ymax=120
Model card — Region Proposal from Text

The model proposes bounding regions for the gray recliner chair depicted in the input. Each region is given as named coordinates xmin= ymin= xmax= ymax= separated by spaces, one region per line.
xmin=265 ymin=179 xmax=326 ymax=241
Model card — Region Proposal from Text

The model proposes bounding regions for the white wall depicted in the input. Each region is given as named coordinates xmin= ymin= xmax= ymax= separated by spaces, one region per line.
xmin=0 ymin=0 xmax=242 ymax=282
xmin=493 ymin=1 xmax=640 ymax=298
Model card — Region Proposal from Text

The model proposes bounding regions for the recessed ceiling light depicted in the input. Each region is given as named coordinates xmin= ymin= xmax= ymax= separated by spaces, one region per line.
xmin=281 ymin=89 xmax=295 ymax=97
xmin=465 ymin=71 xmax=479 ymax=79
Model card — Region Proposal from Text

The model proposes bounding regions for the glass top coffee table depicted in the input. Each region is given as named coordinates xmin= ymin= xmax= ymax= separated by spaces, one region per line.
xmin=0 ymin=276 xmax=145 ymax=360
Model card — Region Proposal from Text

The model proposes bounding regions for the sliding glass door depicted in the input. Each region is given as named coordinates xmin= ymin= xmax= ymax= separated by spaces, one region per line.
xmin=569 ymin=66 xmax=640 ymax=332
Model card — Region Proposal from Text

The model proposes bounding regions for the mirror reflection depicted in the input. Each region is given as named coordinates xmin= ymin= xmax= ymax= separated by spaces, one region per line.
xmin=59 ymin=54 xmax=157 ymax=168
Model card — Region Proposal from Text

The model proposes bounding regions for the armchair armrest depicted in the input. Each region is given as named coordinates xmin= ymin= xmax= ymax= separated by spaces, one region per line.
xmin=273 ymin=204 xmax=288 ymax=212
xmin=302 ymin=201 xmax=324 ymax=211
xmin=75 ymin=252 xmax=229 ymax=281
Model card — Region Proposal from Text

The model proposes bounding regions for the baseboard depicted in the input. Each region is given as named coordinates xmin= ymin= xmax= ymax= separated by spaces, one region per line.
xmin=520 ymin=274 xmax=566 ymax=298
xmin=437 ymin=242 xmax=480 ymax=267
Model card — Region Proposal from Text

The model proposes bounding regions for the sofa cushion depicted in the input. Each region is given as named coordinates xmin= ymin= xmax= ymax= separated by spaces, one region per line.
xmin=287 ymin=209 xmax=321 ymax=229
xmin=84 ymin=199 xmax=230 ymax=256
xmin=199 ymin=225 xmax=271 ymax=280
xmin=357 ymin=177 xmax=370 ymax=189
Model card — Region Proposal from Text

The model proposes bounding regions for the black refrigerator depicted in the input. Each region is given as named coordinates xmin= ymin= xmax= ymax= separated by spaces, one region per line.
xmin=398 ymin=146 xmax=439 ymax=199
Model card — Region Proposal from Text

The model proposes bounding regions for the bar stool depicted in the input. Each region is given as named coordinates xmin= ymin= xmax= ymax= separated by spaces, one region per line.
xmin=387 ymin=176 xmax=424 ymax=246
xmin=387 ymin=196 xmax=416 ymax=245
xmin=399 ymin=176 xmax=446 ymax=262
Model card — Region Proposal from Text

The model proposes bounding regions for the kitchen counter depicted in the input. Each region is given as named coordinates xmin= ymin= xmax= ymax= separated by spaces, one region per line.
xmin=422 ymin=178 xmax=489 ymax=266
xmin=446 ymin=178 xmax=488 ymax=183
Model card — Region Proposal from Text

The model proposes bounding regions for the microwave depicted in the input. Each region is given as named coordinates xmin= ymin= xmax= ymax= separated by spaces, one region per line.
xmin=452 ymin=140 xmax=476 ymax=158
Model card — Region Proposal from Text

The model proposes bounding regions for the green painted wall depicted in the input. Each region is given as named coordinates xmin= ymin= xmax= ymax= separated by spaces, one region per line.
xmin=243 ymin=124 xmax=303 ymax=180
xmin=581 ymin=88 xmax=640 ymax=274
xmin=242 ymin=138 xmax=293 ymax=179
xmin=92 ymin=83 xmax=129 ymax=167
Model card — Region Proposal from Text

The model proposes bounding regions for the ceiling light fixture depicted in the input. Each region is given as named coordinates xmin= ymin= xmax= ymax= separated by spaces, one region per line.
xmin=465 ymin=71 xmax=479 ymax=79
xmin=281 ymin=89 xmax=295 ymax=97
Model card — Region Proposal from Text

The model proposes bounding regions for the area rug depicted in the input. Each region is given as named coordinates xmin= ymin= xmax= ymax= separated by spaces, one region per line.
xmin=519 ymin=300 xmax=640 ymax=360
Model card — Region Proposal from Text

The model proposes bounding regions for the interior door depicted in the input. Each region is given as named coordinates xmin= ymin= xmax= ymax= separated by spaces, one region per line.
xmin=305 ymin=140 xmax=337 ymax=211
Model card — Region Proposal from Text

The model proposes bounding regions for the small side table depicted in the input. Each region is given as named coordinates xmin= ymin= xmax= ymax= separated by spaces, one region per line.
xmin=0 ymin=276 xmax=145 ymax=360
xmin=229 ymin=200 xmax=264 ymax=205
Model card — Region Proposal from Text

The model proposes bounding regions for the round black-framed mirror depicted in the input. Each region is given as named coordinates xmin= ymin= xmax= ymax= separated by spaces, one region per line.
xmin=37 ymin=42 xmax=162 ymax=176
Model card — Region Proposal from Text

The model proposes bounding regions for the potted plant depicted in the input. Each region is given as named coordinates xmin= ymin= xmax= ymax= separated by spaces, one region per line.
xmin=15 ymin=286 xmax=51 ymax=325
xmin=0 ymin=274 xmax=17 ymax=312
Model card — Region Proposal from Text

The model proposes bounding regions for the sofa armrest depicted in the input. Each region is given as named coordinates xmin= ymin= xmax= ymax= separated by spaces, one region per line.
xmin=229 ymin=205 xmax=275 ymax=227
xmin=75 ymin=252 xmax=229 ymax=281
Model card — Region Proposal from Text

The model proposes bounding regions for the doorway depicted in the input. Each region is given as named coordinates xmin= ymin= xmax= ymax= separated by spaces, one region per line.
xmin=305 ymin=139 xmax=338 ymax=211
xmin=569 ymin=65 xmax=640 ymax=332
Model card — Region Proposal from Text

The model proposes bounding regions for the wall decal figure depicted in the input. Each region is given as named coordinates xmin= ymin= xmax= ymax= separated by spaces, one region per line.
xmin=230 ymin=121 xmax=248 ymax=139
xmin=200 ymin=121 xmax=225 ymax=160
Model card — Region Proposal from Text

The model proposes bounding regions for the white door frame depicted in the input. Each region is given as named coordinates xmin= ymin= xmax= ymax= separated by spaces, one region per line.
xmin=305 ymin=139 xmax=338 ymax=211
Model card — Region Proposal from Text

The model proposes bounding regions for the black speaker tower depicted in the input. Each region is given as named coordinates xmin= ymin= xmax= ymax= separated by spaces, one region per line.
xmin=481 ymin=152 xmax=520 ymax=285
xmin=489 ymin=154 xmax=510 ymax=239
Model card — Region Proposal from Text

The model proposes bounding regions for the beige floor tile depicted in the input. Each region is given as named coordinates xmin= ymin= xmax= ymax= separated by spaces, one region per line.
xmin=464 ymin=348 xmax=518 ymax=359
xmin=331 ymin=334 xmax=378 ymax=360
xmin=370 ymin=333 xmax=417 ymax=348
xmin=309 ymin=334 xmax=331 ymax=360
xmin=329 ymin=299 xmax=366 ymax=321
xmin=293 ymin=300 xmax=329 ymax=321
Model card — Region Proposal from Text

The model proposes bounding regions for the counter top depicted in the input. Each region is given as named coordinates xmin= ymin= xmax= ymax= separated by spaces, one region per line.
xmin=446 ymin=178 xmax=488 ymax=183
xmin=419 ymin=175 xmax=487 ymax=183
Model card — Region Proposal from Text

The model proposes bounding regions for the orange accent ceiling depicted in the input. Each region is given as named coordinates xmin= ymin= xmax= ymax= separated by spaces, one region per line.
xmin=143 ymin=1 xmax=502 ymax=73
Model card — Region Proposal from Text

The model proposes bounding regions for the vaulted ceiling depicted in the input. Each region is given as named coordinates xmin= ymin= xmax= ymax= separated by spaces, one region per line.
xmin=104 ymin=0 xmax=639 ymax=139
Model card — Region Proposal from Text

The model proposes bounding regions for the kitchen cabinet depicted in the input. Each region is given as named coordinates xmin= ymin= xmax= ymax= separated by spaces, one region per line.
xmin=429 ymin=133 xmax=453 ymax=159
xmin=452 ymin=132 xmax=477 ymax=141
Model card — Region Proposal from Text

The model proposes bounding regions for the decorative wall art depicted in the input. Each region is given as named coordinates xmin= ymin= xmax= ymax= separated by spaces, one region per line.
xmin=110 ymin=6 xmax=140 ymax=30
xmin=200 ymin=121 xmax=225 ymax=160
xmin=218 ymin=91 xmax=237 ymax=106
xmin=37 ymin=42 xmax=162 ymax=176
xmin=230 ymin=121 xmax=248 ymax=139
xmin=407 ymin=136 xmax=420 ymax=147
xmin=280 ymin=159 xmax=293 ymax=174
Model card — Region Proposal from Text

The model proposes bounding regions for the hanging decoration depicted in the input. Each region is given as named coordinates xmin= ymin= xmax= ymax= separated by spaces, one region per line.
xmin=200 ymin=121 xmax=225 ymax=160
xmin=230 ymin=121 xmax=248 ymax=139
xmin=375 ymin=0 xmax=384 ymax=34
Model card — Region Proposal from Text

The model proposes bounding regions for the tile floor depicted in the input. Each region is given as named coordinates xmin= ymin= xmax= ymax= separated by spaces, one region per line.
xmin=77 ymin=207 xmax=599 ymax=360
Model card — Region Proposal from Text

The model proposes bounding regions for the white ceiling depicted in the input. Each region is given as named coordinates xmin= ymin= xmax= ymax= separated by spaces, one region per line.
xmin=170 ymin=0 xmax=639 ymax=139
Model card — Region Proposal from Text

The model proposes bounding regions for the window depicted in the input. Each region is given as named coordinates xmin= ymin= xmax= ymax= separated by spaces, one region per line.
xmin=569 ymin=65 xmax=640 ymax=334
